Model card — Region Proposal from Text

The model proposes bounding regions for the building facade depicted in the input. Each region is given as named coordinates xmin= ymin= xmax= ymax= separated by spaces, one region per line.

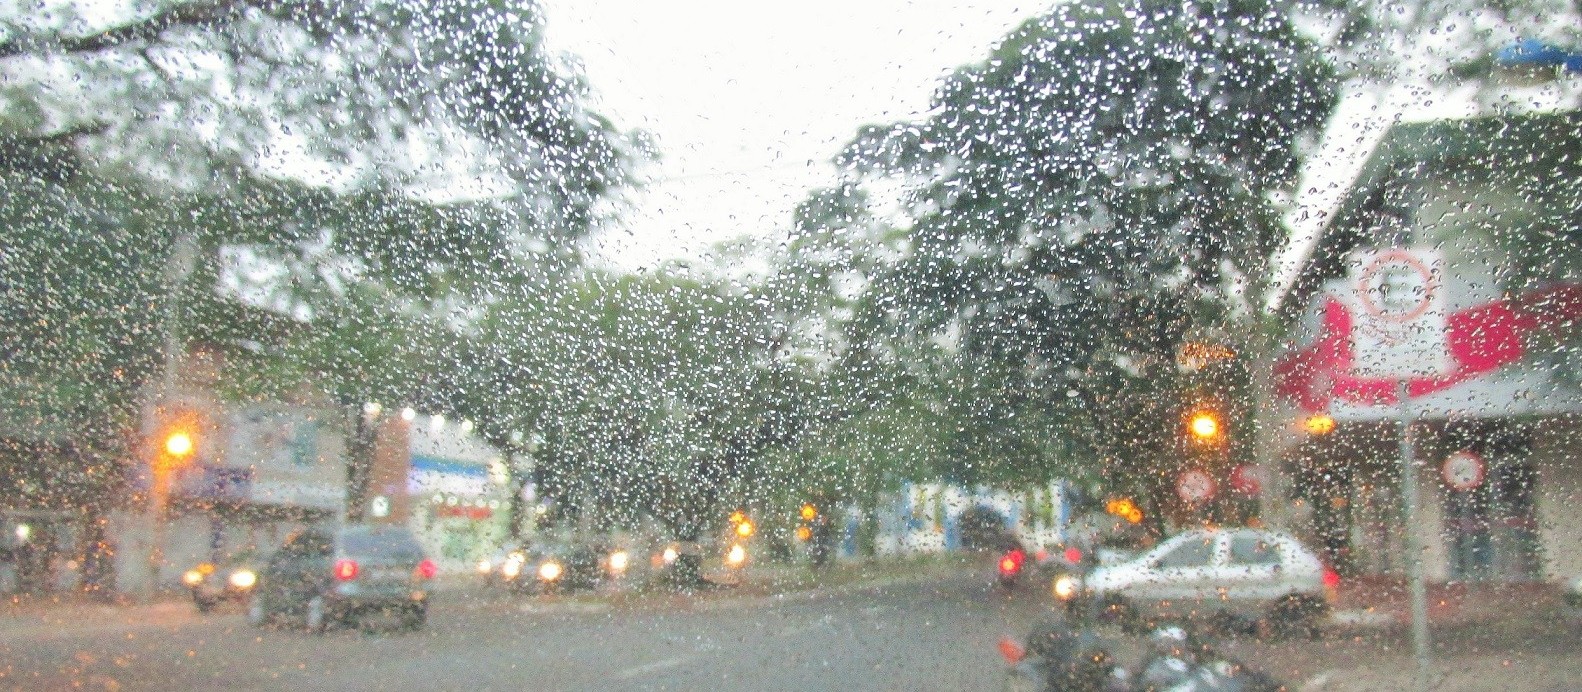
xmin=1273 ymin=111 xmax=1582 ymax=584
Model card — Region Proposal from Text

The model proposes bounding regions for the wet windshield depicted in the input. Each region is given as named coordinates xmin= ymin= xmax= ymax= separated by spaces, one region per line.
xmin=2 ymin=0 xmax=1579 ymax=689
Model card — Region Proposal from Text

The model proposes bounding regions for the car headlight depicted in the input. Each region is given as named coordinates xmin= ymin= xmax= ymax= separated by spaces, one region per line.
xmin=502 ymin=557 xmax=524 ymax=579
xmin=229 ymin=569 xmax=257 ymax=589
xmin=1053 ymin=574 xmax=1080 ymax=601
xmin=725 ymin=544 xmax=746 ymax=567
xmin=662 ymin=547 xmax=679 ymax=565
xmin=538 ymin=560 xmax=563 ymax=581
xmin=608 ymin=550 xmax=630 ymax=574
xmin=477 ymin=559 xmax=493 ymax=575
xmin=182 ymin=569 xmax=204 ymax=586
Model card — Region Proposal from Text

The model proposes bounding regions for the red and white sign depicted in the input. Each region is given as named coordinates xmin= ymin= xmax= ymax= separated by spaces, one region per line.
xmin=1229 ymin=464 xmax=1267 ymax=496
xmin=1176 ymin=469 xmax=1217 ymax=504
xmin=1441 ymin=450 xmax=1486 ymax=491
xmin=1346 ymin=248 xmax=1451 ymax=378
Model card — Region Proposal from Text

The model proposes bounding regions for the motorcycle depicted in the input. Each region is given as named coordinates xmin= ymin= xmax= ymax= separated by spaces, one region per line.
xmin=999 ymin=621 xmax=1284 ymax=692
xmin=997 ymin=547 xmax=1028 ymax=589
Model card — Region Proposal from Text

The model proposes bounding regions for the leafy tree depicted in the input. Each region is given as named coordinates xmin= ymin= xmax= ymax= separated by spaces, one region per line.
xmin=463 ymin=269 xmax=817 ymax=543
xmin=798 ymin=0 xmax=1338 ymax=514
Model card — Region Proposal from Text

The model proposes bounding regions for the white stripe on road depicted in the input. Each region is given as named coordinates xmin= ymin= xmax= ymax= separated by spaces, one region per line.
xmin=1300 ymin=669 xmax=1335 ymax=691
xmin=614 ymin=655 xmax=693 ymax=680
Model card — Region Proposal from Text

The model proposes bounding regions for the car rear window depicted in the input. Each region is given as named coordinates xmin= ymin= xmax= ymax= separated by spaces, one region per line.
xmin=1230 ymin=535 xmax=1282 ymax=566
xmin=1155 ymin=536 xmax=1216 ymax=568
xmin=340 ymin=528 xmax=425 ymax=561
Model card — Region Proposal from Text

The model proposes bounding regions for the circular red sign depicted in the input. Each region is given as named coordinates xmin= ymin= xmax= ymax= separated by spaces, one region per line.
xmin=1229 ymin=464 xmax=1266 ymax=496
xmin=1176 ymin=469 xmax=1217 ymax=504
xmin=1441 ymin=451 xmax=1486 ymax=491
xmin=1355 ymin=249 xmax=1438 ymax=323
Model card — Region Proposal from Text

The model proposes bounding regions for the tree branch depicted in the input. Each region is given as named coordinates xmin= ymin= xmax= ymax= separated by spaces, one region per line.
xmin=0 ymin=0 xmax=261 ymax=60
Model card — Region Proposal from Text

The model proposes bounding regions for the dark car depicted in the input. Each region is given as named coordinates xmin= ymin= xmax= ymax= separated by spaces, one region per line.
xmin=182 ymin=550 xmax=261 ymax=613
xmin=247 ymin=525 xmax=436 ymax=633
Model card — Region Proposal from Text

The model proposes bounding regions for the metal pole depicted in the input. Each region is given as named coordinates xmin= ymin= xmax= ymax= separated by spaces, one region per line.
xmin=1398 ymin=378 xmax=1431 ymax=690
xmin=139 ymin=232 xmax=197 ymax=603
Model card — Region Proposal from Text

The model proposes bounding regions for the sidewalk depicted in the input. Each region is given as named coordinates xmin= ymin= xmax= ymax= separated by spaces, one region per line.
xmin=1330 ymin=575 xmax=1564 ymax=628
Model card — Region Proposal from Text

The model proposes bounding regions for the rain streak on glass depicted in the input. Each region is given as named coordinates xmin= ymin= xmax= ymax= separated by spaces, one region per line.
xmin=0 ymin=0 xmax=1578 ymax=689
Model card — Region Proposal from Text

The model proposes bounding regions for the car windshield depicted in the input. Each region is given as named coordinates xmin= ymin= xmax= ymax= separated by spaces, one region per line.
xmin=3 ymin=0 xmax=1579 ymax=689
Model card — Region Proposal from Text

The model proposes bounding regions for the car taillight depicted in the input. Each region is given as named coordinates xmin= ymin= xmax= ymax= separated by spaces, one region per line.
xmin=1064 ymin=547 xmax=1083 ymax=565
xmin=1322 ymin=566 xmax=1341 ymax=590
xmin=417 ymin=558 xmax=438 ymax=580
xmin=997 ymin=636 xmax=1026 ymax=664
xmin=999 ymin=550 xmax=1024 ymax=575
xmin=333 ymin=559 xmax=359 ymax=581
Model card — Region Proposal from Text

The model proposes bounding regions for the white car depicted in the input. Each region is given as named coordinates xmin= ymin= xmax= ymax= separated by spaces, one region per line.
xmin=1058 ymin=528 xmax=1338 ymax=637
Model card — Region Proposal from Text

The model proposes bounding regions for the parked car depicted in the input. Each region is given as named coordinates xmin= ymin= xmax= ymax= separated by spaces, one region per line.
xmin=1056 ymin=528 xmax=1338 ymax=637
xmin=247 ymin=525 xmax=436 ymax=633
xmin=182 ymin=550 xmax=261 ymax=613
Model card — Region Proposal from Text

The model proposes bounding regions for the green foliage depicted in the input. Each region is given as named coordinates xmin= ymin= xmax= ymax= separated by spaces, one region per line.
xmin=784 ymin=0 xmax=1340 ymax=502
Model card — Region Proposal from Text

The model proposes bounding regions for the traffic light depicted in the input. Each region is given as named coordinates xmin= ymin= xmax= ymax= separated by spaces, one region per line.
xmin=164 ymin=431 xmax=194 ymax=458
xmin=735 ymin=519 xmax=755 ymax=538
xmin=1186 ymin=408 xmax=1223 ymax=444
xmin=1104 ymin=497 xmax=1143 ymax=524
xmin=1303 ymin=413 xmax=1336 ymax=436
xmin=800 ymin=503 xmax=818 ymax=521
xmin=153 ymin=404 xmax=204 ymax=472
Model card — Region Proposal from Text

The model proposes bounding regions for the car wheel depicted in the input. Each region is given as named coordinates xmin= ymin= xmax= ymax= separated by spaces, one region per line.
xmin=1264 ymin=594 xmax=1325 ymax=640
xmin=1101 ymin=596 xmax=1142 ymax=634
xmin=246 ymin=593 xmax=269 ymax=627
xmin=404 ymin=604 xmax=428 ymax=631
xmin=305 ymin=595 xmax=328 ymax=634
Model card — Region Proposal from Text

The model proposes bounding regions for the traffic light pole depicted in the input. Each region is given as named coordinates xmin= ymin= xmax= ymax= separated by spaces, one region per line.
xmin=138 ymin=232 xmax=197 ymax=603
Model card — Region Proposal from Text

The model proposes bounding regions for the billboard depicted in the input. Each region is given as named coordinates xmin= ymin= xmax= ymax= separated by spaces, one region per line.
xmin=214 ymin=404 xmax=346 ymax=511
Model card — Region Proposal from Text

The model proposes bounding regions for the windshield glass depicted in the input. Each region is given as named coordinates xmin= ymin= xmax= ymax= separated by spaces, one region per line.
xmin=2 ymin=0 xmax=1579 ymax=689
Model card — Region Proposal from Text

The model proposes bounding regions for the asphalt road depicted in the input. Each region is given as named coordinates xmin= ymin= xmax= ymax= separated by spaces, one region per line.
xmin=4 ymin=571 xmax=1580 ymax=691
xmin=0 ymin=574 xmax=1049 ymax=691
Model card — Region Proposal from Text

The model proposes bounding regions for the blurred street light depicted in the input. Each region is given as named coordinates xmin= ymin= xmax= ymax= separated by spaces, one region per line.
xmin=1304 ymin=413 xmax=1337 ymax=436
xmin=164 ymin=431 xmax=193 ymax=458
xmin=1188 ymin=409 xmax=1223 ymax=443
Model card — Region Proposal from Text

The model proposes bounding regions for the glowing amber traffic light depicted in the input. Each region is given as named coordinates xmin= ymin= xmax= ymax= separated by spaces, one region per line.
xmin=1105 ymin=497 xmax=1143 ymax=524
xmin=1188 ymin=411 xmax=1221 ymax=442
xmin=728 ymin=510 xmax=746 ymax=525
xmin=1304 ymin=414 xmax=1336 ymax=436
xmin=795 ymin=525 xmax=812 ymax=541
xmin=800 ymin=503 xmax=818 ymax=521
xmin=164 ymin=431 xmax=194 ymax=457
xmin=735 ymin=519 xmax=755 ymax=538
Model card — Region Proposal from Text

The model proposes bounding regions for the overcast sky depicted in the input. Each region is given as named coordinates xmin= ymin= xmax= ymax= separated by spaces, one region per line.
xmin=538 ymin=0 xmax=1039 ymax=270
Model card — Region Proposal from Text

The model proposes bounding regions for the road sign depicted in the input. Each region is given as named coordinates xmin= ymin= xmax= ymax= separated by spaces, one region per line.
xmin=1229 ymin=464 xmax=1266 ymax=496
xmin=1346 ymin=248 xmax=1451 ymax=378
xmin=1441 ymin=451 xmax=1486 ymax=491
xmin=1176 ymin=469 xmax=1216 ymax=504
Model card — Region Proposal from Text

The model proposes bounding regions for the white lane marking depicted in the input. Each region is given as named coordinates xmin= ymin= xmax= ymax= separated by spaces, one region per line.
xmin=1300 ymin=670 xmax=1335 ymax=691
xmin=614 ymin=655 xmax=693 ymax=680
